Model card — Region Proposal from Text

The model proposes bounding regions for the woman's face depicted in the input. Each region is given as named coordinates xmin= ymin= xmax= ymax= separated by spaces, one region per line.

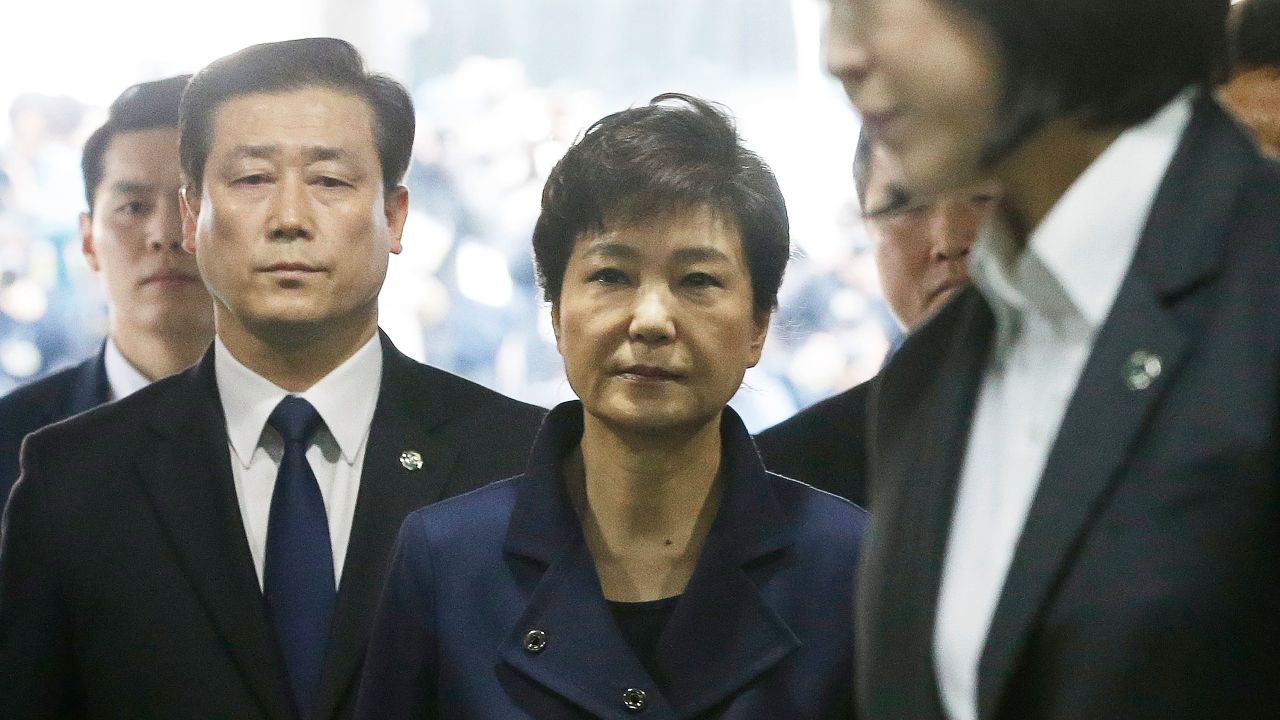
xmin=826 ymin=0 xmax=1005 ymax=195
xmin=553 ymin=205 xmax=768 ymax=437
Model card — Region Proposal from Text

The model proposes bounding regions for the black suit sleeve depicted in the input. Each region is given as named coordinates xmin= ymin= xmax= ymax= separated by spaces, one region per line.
xmin=0 ymin=433 xmax=83 ymax=718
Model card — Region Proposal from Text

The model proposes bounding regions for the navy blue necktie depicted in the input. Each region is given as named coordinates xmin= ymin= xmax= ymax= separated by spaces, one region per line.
xmin=263 ymin=396 xmax=335 ymax=718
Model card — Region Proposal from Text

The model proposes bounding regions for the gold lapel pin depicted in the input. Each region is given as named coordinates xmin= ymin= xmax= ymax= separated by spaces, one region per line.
xmin=1124 ymin=350 xmax=1162 ymax=391
xmin=399 ymin=450 xmax=424 ymax=471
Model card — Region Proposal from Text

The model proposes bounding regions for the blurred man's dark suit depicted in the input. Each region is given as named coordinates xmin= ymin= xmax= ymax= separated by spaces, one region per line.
xmin=754 ymin=381 xmax=870 ymax=505
xmin=857 ymin=95 xmax=1280 ymax=719
xmin=0 ymin=332 xmax=545 ymax=720
xmin=0 ymin=346 xmax=110 ymax=511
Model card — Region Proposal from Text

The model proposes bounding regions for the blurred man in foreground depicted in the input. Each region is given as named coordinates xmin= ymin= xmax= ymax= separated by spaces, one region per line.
xmin=755 ymin=127 xmax=997 ymax=504
xmin=0 ymin=76 xmax=214 ymax=509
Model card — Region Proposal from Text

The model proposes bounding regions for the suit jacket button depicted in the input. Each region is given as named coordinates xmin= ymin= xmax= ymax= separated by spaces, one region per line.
xmin=622 ymin=687 xmax=647 ymax=712
xmin=523 ymin=629 xmax=547 ymax=654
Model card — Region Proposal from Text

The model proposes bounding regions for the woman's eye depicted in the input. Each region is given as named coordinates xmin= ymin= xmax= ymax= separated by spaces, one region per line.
xmin=588 ymin=268 xmax=629 ymax=285
xmin=682 ymin=272 xmax=721 ymax=288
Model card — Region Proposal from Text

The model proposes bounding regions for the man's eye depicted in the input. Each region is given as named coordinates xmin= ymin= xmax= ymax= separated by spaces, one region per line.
xmin=234 ymin=174 xmax=270 ymax=186
xmin=969 ymin=193 xmax=1000 ymax=207
xmin=118 ymin=200 xmax=150 ymax=216
xmin=588 ymin=268 xmax=629 ymax=285
xmin=315 ymin=176 xmax=351 ymax=188
xmin=682 ymin=272 xmax=722 ymax=289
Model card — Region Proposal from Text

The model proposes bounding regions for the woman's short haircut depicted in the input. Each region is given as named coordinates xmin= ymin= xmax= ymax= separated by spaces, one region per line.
xmin=950 ymin=0 xmax=1231 ymax=163
xmin=532 ymin=93 xmax=790 ymax=315
xmin=179 ymin=37 xmax=414 ymax=194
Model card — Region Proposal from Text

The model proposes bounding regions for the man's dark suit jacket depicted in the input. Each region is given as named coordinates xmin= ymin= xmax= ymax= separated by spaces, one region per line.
xmin=753 ymin=381 xmax=870 ymax=505
xmin=857 ymin=95 xmax=1280 ymax=720
xmin=355 ymin=401 xmax=865 ymax=719
xmin=0 ymin=347 xmax=110 ymax=510
xmin=0 ymin=332 xmax=545 ymax=720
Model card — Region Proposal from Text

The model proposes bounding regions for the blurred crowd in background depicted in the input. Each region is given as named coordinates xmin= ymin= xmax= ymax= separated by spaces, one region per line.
xmin=0 ymin=0 xmax=899 ymax=431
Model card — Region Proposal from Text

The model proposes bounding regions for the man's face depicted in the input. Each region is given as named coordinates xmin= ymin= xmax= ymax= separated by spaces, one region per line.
xmin=826 ymin=0 xmax=1003 ymax=195
xmin=182 ymin=87 xmax=408 ymax=344
xmin=863 ymin=145 xmax=997 ymax=329
xmin=81 ymin=127 xmax=214 ymax=340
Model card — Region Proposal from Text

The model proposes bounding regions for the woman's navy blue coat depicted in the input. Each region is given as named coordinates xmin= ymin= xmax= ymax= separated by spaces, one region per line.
xmin=355 ymin=402 xmax=866 ymax=719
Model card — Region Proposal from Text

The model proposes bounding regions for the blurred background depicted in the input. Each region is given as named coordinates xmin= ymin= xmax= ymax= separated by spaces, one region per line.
xmin=0 ymin=0 xmax=899 ymax=431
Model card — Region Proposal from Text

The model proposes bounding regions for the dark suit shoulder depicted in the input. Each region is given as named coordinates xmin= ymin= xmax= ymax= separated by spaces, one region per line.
xmin=408 ymin=362 xmax=545 ymax=428
xmin=0 ymin=361 xmax=92 ymax=440
xmin=754 ymin=382 xmax=871 ymax=504
xmin=767 ymin=471 xmax=867 ymax=530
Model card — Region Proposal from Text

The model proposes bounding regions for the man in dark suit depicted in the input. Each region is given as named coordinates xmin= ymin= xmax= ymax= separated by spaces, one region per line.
xmin=0 ymin=38 xmax=545 ymax=720
xmin=754 ymin=128 xmax=996 ymax=504
xmin=0 ymin=76 xmax=214 ymax=509
xmin=828 ymin=0 xmax=1280 ymax=718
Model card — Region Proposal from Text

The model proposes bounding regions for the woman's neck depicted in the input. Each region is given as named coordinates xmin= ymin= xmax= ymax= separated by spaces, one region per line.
xmin=570 ymin=412 xmax=725 ymax=602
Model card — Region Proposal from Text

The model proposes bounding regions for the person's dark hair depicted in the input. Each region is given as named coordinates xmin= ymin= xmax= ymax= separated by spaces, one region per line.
xmin=944 ymin=0 xmax=1231 ymax=164
xmin=1230 ymin=0 xmax=1280 ymax=70
xmin=852 ymin=126 xmax=875 ymax=208
xmin=533 ymin=93 xmax=789 ymax=316
xmin=81 ymin=76 xmax=189 ymax=213
xmin=180 ymin=37 xmax=414 ymax=194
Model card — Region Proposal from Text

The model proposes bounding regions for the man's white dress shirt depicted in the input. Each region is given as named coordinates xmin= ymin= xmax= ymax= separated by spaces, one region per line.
xmin=933 ymin=91 xmax=1195 ymax=720
xmin=214 ymin=333 xmax=382 ymax=588
xmin=103 ymin=337 xmax=152 ymax=401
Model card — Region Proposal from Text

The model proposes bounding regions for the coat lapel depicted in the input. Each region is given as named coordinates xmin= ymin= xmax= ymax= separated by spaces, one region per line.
xmin=134 ymin=349 xmax=295 ymax=720
xmin=975 ymin=96 xmax=1246 ymax=720
xmin=858 ymin=289 xmax=995 ymax=720
xmin=498 ymin=403 xmax=802 ymax=720
xmin=67 ymin=345 xmax=110 ymax=414
xmin=656 ymin=409 xmax=800 ymax=718
xmin=312 ymin=334 xmax=460 ymax=720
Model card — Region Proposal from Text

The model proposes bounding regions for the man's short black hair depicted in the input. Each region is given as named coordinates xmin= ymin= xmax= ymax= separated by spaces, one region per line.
xmin=1231 ymin=0 xmax=1280 ymax=69
xmin=947 ymin=0 xmax=1231 ymax=164
xmin=81 ymin=75 xmax=190 ymax=213
xmin=180 ymin=37 xmax=414 ymax=194
xmin=532 ymin=93 xmax=790 ymax=316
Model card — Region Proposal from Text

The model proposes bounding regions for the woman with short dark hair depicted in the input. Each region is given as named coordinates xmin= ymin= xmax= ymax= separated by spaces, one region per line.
xmin=354 ymin=94 xmax=864 ymax=719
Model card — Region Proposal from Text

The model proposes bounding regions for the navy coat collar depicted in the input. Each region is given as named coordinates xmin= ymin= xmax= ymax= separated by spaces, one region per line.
xmin=501 ymin=402 xmax=801 ymax=719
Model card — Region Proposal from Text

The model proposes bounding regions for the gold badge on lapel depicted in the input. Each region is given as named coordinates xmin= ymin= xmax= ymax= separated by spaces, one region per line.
xmin=399 ymin=450 xmax=424 ymax=471
xmin=1124 ymin=350 xmax=1162 ymax=391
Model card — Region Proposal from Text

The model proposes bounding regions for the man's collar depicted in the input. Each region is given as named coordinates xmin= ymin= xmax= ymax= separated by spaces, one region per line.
xmin=214 ymin=333 xmax=383 ymax=466
xmin=103 ymin=336 xmax=152 ymax=401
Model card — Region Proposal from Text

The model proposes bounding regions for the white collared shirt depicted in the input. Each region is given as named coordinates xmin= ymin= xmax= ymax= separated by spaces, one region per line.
xmin=103 ymin=337 xmax=152 ymax=401
xmin=933 ymin=91 xmax=1195 ymax=720
xmin=214 ymin=333 xmax=383 ymax=588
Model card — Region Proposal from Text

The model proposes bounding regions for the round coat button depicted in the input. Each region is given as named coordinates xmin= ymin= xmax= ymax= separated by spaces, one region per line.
xmin=523 ymin=629 xmax=547 ymax=654
xmin=622 ymin=687 xmax=647 ymax=712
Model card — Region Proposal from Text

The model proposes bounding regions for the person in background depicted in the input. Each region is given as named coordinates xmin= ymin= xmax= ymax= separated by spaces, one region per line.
xmin=0 ymin=76 xmax=214 ymax=509
xmin=0 ymin=38 xmax=544 ymax=720
xmin=355 ymin=94 xmax=864 ymax=719
xmin=1220 ymin=0 xmax=1280 ymax=156
xmin=827 ymin=0 xmax=1280 ymax=717
xmin=754 ymin=127 xmax=997 ymax=503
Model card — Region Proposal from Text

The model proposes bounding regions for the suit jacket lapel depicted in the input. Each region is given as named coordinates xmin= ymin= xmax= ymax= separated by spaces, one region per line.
xmin=312 ymin=334 xmax=460 ymax=720
xmin=134 ymin=348 xmax=295 ymax=720
xmin=975 ymin=96 xmax=1244 ymax=720
xmin=858 ymin=289 xmax=995 ymax=720
xmin=67 ymin=345 xmax=110 ymax=414
xmin=657 ymin=409 xmax=800 ymax=718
